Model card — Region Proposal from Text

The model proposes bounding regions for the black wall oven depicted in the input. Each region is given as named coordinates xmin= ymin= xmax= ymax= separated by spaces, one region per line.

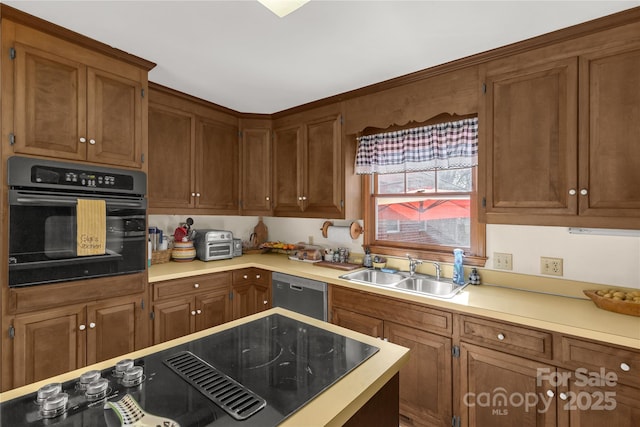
xmin=8 ymin=156 xmax=147 ymax=287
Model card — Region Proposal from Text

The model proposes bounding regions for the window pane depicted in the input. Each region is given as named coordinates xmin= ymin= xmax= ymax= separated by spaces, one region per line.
xmin=377 ymin=173 xmax=405 ymax=194
xmin=407 ymin=171 xmax=435 ymax=193
xmin=376 ymin=196 xmax=470 ymax=248
xmin=437 ymin=168 xmax=472 ymax=192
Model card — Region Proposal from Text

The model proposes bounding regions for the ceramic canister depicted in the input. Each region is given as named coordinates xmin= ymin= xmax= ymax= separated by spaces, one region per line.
xmin=171 ymin=240 xmax=196 ymax=262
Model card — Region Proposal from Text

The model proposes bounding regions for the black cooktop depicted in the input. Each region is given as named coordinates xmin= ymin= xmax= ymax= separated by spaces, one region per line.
xmin=1 ymin=314 xmax=379 ymax=426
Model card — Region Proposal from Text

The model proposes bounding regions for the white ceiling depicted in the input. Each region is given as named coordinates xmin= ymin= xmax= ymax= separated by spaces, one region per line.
xmin=5 ymin=1 xmax=640 ymax=114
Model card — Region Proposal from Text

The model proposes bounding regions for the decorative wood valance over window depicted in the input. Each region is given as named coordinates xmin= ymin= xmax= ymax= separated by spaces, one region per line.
xmin=355 ymin=117 xmax=478 ymax=174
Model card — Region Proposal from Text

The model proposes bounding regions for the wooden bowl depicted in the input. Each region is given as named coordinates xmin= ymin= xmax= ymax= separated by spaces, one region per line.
xmin=583 ymin=290 xmax=640 ymax=317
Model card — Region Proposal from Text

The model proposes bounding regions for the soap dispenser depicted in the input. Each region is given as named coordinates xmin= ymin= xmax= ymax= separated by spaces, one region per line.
xmin=452 ymin=248 xmax=465 ymax=285
xmin=363 ymin=247 xmax=373 ymax=268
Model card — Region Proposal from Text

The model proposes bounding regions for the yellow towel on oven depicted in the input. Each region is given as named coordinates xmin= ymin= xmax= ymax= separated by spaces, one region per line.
xmin=77 ymin=199 xmax=106 ymax=256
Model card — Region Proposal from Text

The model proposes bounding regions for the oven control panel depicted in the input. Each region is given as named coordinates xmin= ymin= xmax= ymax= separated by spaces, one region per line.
xmin=33 ymin=165 xmax=134 ymax=190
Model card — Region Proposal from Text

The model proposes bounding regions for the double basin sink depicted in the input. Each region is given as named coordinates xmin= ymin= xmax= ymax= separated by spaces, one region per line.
xmin=339 ymin=269 xmax=468 ymax=299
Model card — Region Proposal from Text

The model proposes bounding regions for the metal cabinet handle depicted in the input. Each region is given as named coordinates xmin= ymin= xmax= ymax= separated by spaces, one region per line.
xmin=191 ymin=310 xmax=196 ymax=316
xmin=263 ymin=300 xmax=268 ymax=305
xmin=559 ymin=392 xmax=568 ymax=401
xmin=89 ymin=139 xmax=96 ymax=145
xmin=621 ymin=362 xmax=631 ymax=372
xmin=89 ymin=322 xmax=96 ymax=329
xmin=265 ymin=196 xmax=270 ymax=201
xmin=196 ymin=193 xmax=201 ymax=197
xmin=194 ymin=283 xmax=199 ymax=288
xmin=196 ymin=309 xmax=202 ymax=315
xmin=256 ymin=274 xmax=261 ymax=279
xmin=580 ymin=189 xmax=588 ymax=196
xmin=79 ymin=324 xmax=86 ymax=331
xmin=497 ymin=333 xmax=505 ymax=341
xmin=569 ymin=189 xmax=576 ymax=196
xmin=79 ymin=137 xmax=87 ymax=143
xmin=298 ymin=196 xmax=303 ymax=201
xmin=243 ymin=275 xmax=248 ymax=279
xmin=191 ymin=192 xmax=196 ymax=197
xmin=546 ymin=390 xmax=554 ymax=398
xmin=302 ymin=196 xmax=307 ymax=201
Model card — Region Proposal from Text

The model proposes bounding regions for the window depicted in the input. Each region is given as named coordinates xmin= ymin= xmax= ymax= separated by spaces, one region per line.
xmin=358 ymin=116 xmax=486 ymax=265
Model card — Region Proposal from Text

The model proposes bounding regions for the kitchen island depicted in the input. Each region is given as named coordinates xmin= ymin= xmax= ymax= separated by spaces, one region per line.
xmin=0 ymin=307 xmax=410 ymax=426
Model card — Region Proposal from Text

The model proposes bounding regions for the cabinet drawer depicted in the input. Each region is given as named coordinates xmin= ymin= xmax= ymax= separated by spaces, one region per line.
xmin=331 ymin=286 xmax=452 ymax=336
xmin=460 ymin=316 xmax=553 ymax=360
xmin=561 ymin=336 xmax=640 ymax=388
xmin=232 ymin=268 xmax=270 ymax=286
xmin=153 ymin=272 xmax=231 ymax=301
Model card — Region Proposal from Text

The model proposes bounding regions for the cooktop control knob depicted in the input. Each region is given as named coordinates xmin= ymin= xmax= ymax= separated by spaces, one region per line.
xmin=114 ymin=359 xmax=134 ymax=377
xmin=122 ymin=366 xmax=144 ymax=387
xmin=79 ymin=370 xmax=101 ymax=389
xmin=36 ymin=382 xmax=62 ymax=404
xmin=40 ymin=392 xmax=69 ymax=419
xmin=85 ymin=378 xmax=110 ymax=401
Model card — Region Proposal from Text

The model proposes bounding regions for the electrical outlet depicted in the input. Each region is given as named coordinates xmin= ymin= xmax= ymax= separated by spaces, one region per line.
xmin=541 ymin=257 xmax=563 ymax=276
xmin=494 ymin=252 xmax=513 ymax=270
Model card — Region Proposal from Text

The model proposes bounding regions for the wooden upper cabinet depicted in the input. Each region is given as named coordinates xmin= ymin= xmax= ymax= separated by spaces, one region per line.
xmin=578 ymin=44 xmax=640 ymax=219
xmin=196 ymin=118 xmax=239 ymax=213
xmin=147 ymin=85 xmax=240 ymax=214
xmin=148 ymin=103 xmax=195 ymax=209
xmin=10 ymin=26 xmax=146 ymax=168
xmin=273 ymin=124 xmax=303 ymax=215
xmin=240 ymin=126 xmax=272 ymax=215
xmin=273 ymin=114 xmax=343 ymax=218
xmin=482 ymin=57 xmax=579 ymax=216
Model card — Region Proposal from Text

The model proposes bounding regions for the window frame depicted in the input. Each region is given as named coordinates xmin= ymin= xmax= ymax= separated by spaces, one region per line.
xmin=362 ymin=166 xmax=487 ymax=267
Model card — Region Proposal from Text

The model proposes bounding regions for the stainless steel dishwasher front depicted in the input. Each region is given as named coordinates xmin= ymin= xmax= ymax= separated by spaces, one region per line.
xmin=272 ymin=272 xmax=328 ymax=321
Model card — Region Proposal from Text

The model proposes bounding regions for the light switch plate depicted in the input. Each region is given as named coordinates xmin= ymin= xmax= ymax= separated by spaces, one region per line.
xmin=494 ymin=252 xmax=513 ymax=270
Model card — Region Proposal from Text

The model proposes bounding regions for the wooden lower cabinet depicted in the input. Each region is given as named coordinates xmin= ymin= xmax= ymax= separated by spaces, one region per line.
xmin=331 ymin=288 xmax=452 ymax=427
xmin=152 ymin=288 xmax=230 ymax=344
xmin=559 ymin=378 xmax=640 ymax=427
xmin=11 ymin=294 xmax=145 ymax=388
xmin=459 ymin=342 xmax=557 ymax=427
xmin=231 ymin=268 xmax=271 ymax=319
xmin=151 ymin=273 xmax=232 ymax=344
xmin=386 ymin=322 xmax=452 ymax=427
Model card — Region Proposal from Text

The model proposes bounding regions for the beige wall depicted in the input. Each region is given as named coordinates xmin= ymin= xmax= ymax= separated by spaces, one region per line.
xmin=150 ymin=215 xmax=640 ymax=289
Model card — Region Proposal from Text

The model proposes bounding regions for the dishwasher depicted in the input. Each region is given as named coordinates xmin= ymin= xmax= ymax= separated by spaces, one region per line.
xmin=272 ymin=272 xmax=328 ymax=321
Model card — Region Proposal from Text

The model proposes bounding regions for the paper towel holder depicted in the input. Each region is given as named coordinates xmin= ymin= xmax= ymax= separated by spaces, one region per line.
xmin=321 ymin=220 xmax=363 ymax=239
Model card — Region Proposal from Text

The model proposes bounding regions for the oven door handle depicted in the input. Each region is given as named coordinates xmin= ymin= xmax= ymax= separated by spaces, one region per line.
xmin=11 ymin=192 xmax=145 ymax=208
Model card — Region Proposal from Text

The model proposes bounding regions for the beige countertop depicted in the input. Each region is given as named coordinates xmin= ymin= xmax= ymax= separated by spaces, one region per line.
xmin=0 ymin=308 xmax=410 ymax=427
xmin=150 ymin=254 xmax=640 ymax=350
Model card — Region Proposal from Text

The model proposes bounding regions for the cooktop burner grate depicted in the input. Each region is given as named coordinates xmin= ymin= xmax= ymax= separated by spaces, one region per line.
xmin=164 ymin=351 xmax=266 ymax=421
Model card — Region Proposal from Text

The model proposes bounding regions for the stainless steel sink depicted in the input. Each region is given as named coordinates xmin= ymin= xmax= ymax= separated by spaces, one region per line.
xmin=340 ymin=269 xmax=467 ymax=298
xmin=339 ymin=269 xmax=406 ymax=286
xmin=394 ymin=276 xmax=467 ymax=298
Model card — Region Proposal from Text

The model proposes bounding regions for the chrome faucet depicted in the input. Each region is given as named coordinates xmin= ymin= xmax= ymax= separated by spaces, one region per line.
xmin=432 ymin=262 xmax=441 ymax=280
xmin=407 ymin=255 xmax=423 ymax=276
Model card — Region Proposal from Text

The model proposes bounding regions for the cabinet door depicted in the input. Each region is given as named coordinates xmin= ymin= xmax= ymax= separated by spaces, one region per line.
xmin=254 ymin=284 xmax=271 ymax=314
xmin=241 ymin=128 xmax=273 ymax=215
xmin=386 ymin=322 xmax=452 ymax=427
xmin=273 ymin=125 xmax=303 ymax=215
xmin=12 ymin=305 xmax=86 ymax=387
xmin=332 ymin=307 xmax=383 ymax=339
xmin=459 ymin=342 xmax=556 ymax=427
xmin=148 ymin=103 xmax=196 ymax=209
xmin=86 ymin=67 xmax=143 ymax=167
xmin=196 ymin=118 xmax=240 ymax=213
xmin=579 ymin=45 xmax=640 ymax=218
xmin=304 ymin=115 xmax=343 ymax=217
xmin=195 ymin=290 xmax=231 ymax=332
xmin=13 ymin=42 xmax=86 ymax=160
xmin=483 ymin=57 xmax=578 ymax=216
xmin=560 ymin=379 xmax=640 ymax=427
xmin=153 ymin=297 xmax=194 ymax=344
xmin=85 ymin=297 xmax=137 ymax=365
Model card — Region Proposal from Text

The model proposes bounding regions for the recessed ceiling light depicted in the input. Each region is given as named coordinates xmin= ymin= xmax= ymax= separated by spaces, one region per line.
xmin=258 ymin=0 xmax=310 ymax=18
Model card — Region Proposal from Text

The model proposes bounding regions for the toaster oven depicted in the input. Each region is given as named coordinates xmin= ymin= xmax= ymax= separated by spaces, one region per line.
xmin=194 ymin=229 xmax=234 ymax=261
